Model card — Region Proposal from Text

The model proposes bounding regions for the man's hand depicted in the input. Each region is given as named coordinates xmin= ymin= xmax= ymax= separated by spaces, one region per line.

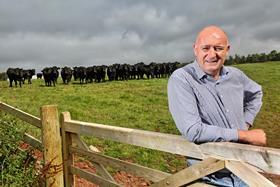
xmin=238 ymin=129 xmax=267 ymax=146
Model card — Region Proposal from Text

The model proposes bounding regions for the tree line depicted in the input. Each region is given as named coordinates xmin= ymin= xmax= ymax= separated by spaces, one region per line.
xmin=0 ymin=72 xmax=7 ymax=81
xmin=225 ymin=50 xmax=280 ymax=65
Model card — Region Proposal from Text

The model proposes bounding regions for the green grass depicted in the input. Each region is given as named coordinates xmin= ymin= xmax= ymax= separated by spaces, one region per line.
xmin=0 ymin=61 xmax=279 ymax=172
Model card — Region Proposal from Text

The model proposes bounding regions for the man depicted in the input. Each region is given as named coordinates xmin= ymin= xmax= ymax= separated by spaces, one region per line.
xmin=168 ymin=25 xmax=266 ymax=186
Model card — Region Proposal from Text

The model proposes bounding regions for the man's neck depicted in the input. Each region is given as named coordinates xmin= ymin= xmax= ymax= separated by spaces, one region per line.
xmin=212 ymin=72 xmax=220 ymax=80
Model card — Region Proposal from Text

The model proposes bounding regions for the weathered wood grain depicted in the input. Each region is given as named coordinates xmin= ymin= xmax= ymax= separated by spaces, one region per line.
xmin=41 ymin=105 xmax=64 ymax=187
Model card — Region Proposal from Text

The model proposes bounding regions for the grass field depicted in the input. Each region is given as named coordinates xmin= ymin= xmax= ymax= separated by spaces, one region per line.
xmin=0 ymin=61 xmax=279 ymax=172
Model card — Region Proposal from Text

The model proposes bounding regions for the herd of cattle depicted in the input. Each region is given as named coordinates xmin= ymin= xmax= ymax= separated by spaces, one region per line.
xmin=6 ymin=62 xmax=181 ymax=87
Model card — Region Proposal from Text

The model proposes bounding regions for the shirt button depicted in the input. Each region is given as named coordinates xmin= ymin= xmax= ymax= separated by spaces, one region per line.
xmin=220 ymin=95 xmax=223 ymax=98
xmin=226 ymin=109 xmax=229 ymax=113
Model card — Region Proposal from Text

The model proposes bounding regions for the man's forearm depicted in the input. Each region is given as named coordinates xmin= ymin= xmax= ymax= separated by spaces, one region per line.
xmin=238 ymin=129 xmax=266 ymax=146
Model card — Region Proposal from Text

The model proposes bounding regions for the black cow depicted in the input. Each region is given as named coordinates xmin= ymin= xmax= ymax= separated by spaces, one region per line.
xmin=135 ymin=62 xmax=145 ymax=79
xmin=107 ymin=65 xmax=117 ymax=81
xmin=73 ymin=67 xmax=78 ymax=81
xmin=52 ymin=66 xmax=60 ymax=83
xmin=42 ymin=67 xmax=59 ymax=87
xmin=61 ymin=66 xmax=73 ymax=84
xmin=113 ymin=63 xmax=121 ymax=81
xmin=149 ymin=62 xmax=159 ymax=78
xmin=86 ymin=66 xmax=96 ymax=83
xmin=22 ymin=69 xmax=35 ymax=84
xmin=118 ymin=64 xmax=130 ymax=81
xmin=37 ymin=73 xmax=43 ymax=79
xmin=129 ymin=64 xmax=138 ymax=79
xmin=73 ymin=66 xmax=87 ymax=84
xmin=170 ymin=61 xmax=181 ymax=74
xmin=95 ymin=65 xmax=107 ymax=83
xmin=6 ymin=68 xmax=24 ymax=87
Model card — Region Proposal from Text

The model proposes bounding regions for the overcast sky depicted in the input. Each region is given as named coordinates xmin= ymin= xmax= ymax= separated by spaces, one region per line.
xmin=0 ymin=0 xmax=279 ymax=72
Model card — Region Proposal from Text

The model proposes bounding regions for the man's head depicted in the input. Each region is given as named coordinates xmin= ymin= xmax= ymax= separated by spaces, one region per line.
xmin=193 ymin=25 xmax=230 ymax=79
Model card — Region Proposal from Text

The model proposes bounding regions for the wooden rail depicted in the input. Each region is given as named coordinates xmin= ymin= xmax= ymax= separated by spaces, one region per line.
xmin=23 ymin=133 xmax=42 ymax=151
xmin=65 ymin=120 xmax=203 ymax=159
xmin=0 ymin=102 xmax=41 ymax=128
xmin=64 ymin=119 xmax=280 ymax=175
xmin=0 ymin=102 xmax=42 ymax=150
xmin=0 ymin=102 xmax=279 ymax=186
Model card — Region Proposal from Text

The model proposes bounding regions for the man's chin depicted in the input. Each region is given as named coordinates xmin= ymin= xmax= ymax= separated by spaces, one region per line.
xmin=205 ymin=63 xmax=219 ymax=70
xmin=204 ymin=66 xmax=221 ymax=74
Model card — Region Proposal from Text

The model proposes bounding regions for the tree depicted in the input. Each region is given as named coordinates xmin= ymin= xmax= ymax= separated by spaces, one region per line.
xmin=268 ymin=50 xmax=278 ymax=61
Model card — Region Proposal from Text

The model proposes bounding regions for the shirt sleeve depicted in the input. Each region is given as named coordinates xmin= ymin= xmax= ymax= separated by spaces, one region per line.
xmin=240 ymin=72 xmax=263 ymax=126
xmin=167 ymin=72 xmax=238 ymax=143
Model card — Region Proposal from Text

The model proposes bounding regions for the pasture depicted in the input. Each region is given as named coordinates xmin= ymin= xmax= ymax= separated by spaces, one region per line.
xmin=0 ymin=61 xmax=279 ymax=173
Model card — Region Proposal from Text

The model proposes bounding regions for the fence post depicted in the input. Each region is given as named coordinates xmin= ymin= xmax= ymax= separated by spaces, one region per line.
xmin=60 ymin=111 xmax=74 ymax=187
xmin=41 ymin=105 xmax=64 ymax=186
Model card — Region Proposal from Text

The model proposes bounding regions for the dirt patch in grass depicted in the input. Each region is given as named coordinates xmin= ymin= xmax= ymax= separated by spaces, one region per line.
xmin=261 ymin=173 xmax=280 ymax=187
xmin=74 ymin=159 xmax=150 ymax=187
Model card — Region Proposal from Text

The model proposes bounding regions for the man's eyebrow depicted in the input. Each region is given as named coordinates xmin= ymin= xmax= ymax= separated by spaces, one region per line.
xmin=200 ymin=45 xmax=227 ymax=48
xmin=200 ymin=44 xmax=226 ymax=46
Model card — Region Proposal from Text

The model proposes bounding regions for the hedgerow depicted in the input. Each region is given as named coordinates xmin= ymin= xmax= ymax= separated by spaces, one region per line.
xmin=0 ymin=113 xmax=39 ymax=186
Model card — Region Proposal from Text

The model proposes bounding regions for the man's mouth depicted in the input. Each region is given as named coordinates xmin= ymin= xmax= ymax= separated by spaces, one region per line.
xmin=205 ymin=60 xmax=218 ymax=64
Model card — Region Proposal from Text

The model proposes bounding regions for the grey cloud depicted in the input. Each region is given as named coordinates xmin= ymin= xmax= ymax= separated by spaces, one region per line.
xmin=0 ymin=0 xmax=280 ymax=71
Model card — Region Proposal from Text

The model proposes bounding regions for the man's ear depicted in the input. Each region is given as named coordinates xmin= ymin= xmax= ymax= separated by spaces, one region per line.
xmin=225 ymin=45 xmax=230 ymax=56
xmin=227 ymin=45 xmax=231 ymax=51
xmin=193 ymin=43 xmax=197 ymax=56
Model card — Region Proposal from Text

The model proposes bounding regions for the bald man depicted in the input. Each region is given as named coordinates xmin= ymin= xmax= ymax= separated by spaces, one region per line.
xmin=168 ymin=26 xmax=265 ymax=186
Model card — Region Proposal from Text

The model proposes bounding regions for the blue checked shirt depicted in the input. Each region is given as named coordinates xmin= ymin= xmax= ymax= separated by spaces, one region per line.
xmin=168 ymin=61 xmax=263 ymax=143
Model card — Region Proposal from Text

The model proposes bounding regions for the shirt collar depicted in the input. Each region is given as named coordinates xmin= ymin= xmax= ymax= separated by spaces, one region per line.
xmin=192 ymin=60 xmax=229 ymax=80
xmin=220 ymin=65 xmax=229 ymax=77
xmin=192 ymin=60 xmax=207 ymax=79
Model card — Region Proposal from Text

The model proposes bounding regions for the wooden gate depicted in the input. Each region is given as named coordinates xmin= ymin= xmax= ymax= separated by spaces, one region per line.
xmin=0 ymin=102 xmax=279 ymax=186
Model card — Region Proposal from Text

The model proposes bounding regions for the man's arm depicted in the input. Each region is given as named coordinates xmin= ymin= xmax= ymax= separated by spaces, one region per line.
xmin=241 ymin=72 xmax=263 ymax=125
xmin=168 ymin=72 xmax=238 ymax=143
xmin=238 ymin=72 xmax=266 ymax=146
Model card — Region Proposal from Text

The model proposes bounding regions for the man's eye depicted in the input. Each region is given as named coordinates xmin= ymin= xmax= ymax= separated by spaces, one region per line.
xmin=202 ymin=47 xmax=210 ymax=51
xmin=215 ymin=47 xmax=224 ymax=51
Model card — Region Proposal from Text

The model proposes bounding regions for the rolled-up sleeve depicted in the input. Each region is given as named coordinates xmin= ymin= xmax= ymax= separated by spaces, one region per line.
xmin=167 ymin=72 xmax=238 ymax=143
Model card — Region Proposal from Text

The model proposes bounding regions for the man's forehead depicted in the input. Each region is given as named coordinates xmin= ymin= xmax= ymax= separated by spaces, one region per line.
xmin=196 ymin=26 xmax=229 ymax=44
xmin=198 ymin=35 xmax=227 ymax=44
xmin=212 ymin=32 xmax=222 ymax=39
xmin=199 ymin=44 xmax=226 ymax=47
xmin=196 ymin=32 xmax=228 ymax=46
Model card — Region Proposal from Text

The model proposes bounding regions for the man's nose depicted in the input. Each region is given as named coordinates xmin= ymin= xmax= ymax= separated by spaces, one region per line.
xmin=208 ymin=47 xmax=217 ymax=58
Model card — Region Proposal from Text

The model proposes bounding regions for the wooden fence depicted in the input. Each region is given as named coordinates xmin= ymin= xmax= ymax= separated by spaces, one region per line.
xmin=0 ymin=102 xmax=279 ymax=187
